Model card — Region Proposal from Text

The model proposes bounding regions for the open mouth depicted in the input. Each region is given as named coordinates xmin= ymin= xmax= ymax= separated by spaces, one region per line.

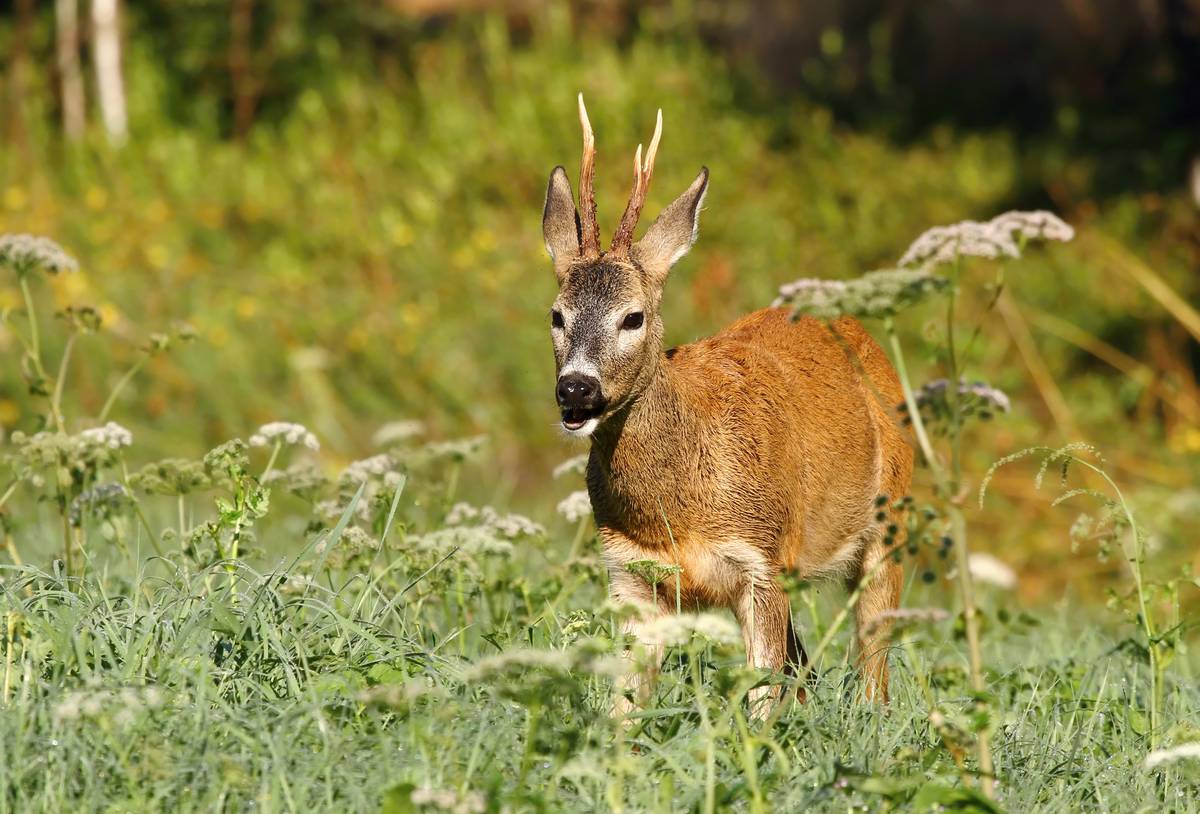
xmin=561 ymin=406 xmax=603 ymax=432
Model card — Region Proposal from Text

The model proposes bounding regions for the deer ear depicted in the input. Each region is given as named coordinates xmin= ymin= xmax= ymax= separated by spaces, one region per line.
xmin=633 ymin=167 xmax=708 ymax=283
xmin=542 ymin=166 xmax=581 ymax=277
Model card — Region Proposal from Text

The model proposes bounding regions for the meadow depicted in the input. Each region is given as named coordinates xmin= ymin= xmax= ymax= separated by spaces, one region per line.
xmin=2 ymin=6 xmax=1199 ymax=812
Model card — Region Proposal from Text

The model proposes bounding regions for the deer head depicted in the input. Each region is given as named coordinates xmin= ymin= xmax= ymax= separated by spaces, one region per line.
xmin=543 ymin=94 xmax=709 ymax=436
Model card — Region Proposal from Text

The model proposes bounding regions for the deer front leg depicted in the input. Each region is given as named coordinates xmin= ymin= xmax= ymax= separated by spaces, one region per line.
xmin=733 ymin=581 xmax=794 ymax=717
xmin=608 ymin=568 xmax=668 ymax=719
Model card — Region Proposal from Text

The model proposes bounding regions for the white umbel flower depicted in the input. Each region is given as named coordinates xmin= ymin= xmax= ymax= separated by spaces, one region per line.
xmin=899 ymin=210 xmax=1074 ymax=270
xmin=556 ymin=490 xmax=592 ymax=523
xmin=249 ymin=422 xmax=319 ymax=451
xmin=0 ymin=234 xmax=79 ymax=275
xmin=371 ymin=420 xmax=425 ymax=447
xmin=409 ymin=787 xmax=486 ymax=814
xmin=553 ymin=453 xmax=589 ymax=479
xmin=638 ymin=612 xmax=741 ymax=648
xmin=79 ymin=422 xmax=133 ymax=450
xmin=967 ymin=552 xmax=1018 ymax=590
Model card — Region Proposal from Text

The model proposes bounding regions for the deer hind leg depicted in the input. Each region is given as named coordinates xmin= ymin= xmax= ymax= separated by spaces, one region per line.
xmin=851 ymin=530 xmax=902 ymax=702
xmin=733 ymin=581 xmax=795 ymax=717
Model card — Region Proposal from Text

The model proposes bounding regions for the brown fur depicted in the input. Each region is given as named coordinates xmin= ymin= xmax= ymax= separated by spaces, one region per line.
xmin=541 ymin=103 xmax=912 ymax=713
xmin=590 ymin=310 xmax=911 ymax=707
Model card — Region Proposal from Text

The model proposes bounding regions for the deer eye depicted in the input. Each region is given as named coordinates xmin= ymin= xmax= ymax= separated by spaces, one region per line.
xmin=551 ymin=310 xmax=564 ymax=329
xmin=621 ymin=312 xmax=644 ymax=331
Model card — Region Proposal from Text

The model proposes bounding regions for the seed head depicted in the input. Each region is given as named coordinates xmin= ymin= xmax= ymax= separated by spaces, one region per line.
xmin=556 ymin=490 xmax=592 ymax=523
xmin=0 ymin=234 xmax=79 ymax=276
xmin=248 ymin=422 xmax=319 ymax=451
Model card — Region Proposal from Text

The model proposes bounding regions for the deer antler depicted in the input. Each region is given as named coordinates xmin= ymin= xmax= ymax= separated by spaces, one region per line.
xmin=609 ymin=107 xmax=662 ymax=257
xmin=577 ymin=93 xmax=601 ymax=259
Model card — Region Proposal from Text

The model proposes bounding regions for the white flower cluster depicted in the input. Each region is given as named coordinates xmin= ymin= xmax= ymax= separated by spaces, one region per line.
xmin=773 ymin=277 xmax=848 ymax=309
xmin=446 ymin=503 xmax=545 ymax=539
xmin=53 ymin=685 xmax=165 ymax=726
xmin=466 ymin=648 xmax=573 ymax=679
xmin=638 ymin=612 xmax=741 ymax=648
xmin=340 ymin=453 xmax=398 ymax=484
xmin=371 ymin=420 xmax=426 ymax=447
xmin=465 ymin=641 xmax=627 ymax=684
xmin=249 ymin=422 xmax=319 ymax=451
xmin=967 ymin=552 xmax=1018 ymax=590
xmin=79 ymin=421 xmax=133 ymax=450
xmin=898 ymin=210 xmax=1074 ymax=270
xmin=277 ymin=574 xmax=322 ymax=596
xmin=9 ymin=429 xmax=124 ymax=488
xmin=553 ymin=453 xmax=589 ymax=479
xmin=774 ymin=268 xmax=949 ymax=319
xmin=772 ymin=278 xmax=847 ymax=311
xmin=1144 ymin=742 xmax=1200 ymax=770
xmin=316 ymin=453 xmax=406 ymax=523
xmin=419 ymin=435 xmax=486 ymax=462
xmin=556 ymin=490 xmax=592 ymax=523
xmin=314 ymin=525 xmax=380 ymax=568
xmin=407 ymin=526 xmax=514 ymax=558
xmin=409 ymin=787 xmax=486 ymax=814
xmin=357 ymin=679 xmax=445 ymax=709
xmin=0 ymin=233 xmax=79 ymax=275
xmin=915 ymin=378 xmax=1012 ymax=413
xmin=989 ymin=210 xmax=1076 ymax=243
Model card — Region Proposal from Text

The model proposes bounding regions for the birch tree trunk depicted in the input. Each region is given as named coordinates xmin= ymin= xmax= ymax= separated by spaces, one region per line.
xmin=91 ymin=0 xmax=128 ymax=144
xmin=57 ymin=0 xmax=87 ymax=141
xmin=6 ymin=0 xmax=35 ymax=150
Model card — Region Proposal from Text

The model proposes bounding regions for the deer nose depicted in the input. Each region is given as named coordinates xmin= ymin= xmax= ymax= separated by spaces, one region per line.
xmin=556 ymin=373 xmax=602 ymax=410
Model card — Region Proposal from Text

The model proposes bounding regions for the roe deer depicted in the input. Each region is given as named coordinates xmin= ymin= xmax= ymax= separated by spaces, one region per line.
xmin=542 ymin=95 xmax=913 ymax=710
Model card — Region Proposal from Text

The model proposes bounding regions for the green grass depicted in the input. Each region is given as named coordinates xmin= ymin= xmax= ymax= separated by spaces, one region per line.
xmin=0 ymin=492 xmax=1196 ymax=812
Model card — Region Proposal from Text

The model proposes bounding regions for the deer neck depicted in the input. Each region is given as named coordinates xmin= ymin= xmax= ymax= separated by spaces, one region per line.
xmin=589 ymin=354 xmax=700 ymax=532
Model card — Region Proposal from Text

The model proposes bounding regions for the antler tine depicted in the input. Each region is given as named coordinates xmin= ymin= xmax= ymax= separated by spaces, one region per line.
xmin=577 ymin=93 xmax=601 ymax=258
xmin=643 ymin=107 xmax=662 ymax=181
xmin=610 ymin=108 xmax=663 ymax=257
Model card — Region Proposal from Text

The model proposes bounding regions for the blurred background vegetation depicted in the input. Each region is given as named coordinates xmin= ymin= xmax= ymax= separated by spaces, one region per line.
xmin=1 ymin=0 xmax=1198 ymax=602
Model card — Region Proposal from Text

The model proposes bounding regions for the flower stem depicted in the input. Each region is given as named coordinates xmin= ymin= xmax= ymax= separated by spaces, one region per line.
xmin=18 ymin=276 xmax=41 ymax=371
xmin=261 ymin=440 xmax=282 ymax=480
xmin=3 ymin=612 xmax=16 ymax=707
xmin=51 ymin=332 xmax=77 ymax=433
xmin=949 ymin=502 xmax=994 ymax=795
xmin=1078 ymin=459 xmax=1160 ymax=748
xmin=61 ymin=504 xmax=74 ymax=577
xmin=568 ymin=516 xmax=588 ymax=560
xmin=0 ymin=480 xmax=17 ymax=514
xmin=884 ymin=315 xmax=994 ymax=798
xmin=98 ymin=353 xmax=149 ymax=423
xmin=19 ymin=275 xmax=65 ymax=433
xmin=883 ymin=320 xmax=942 ymax=481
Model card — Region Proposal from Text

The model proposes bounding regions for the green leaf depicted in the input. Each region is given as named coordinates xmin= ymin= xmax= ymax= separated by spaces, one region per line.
xmin=380 ymin=782 xmax=417 ymax=814
xmin=911 ymin=781 xmax=1004 ymax=812
xmin=367 ymin=662 xmax=408 ymax=685
xmin=1127 ymin=707 xmax=1149 ymax=735
xmin=855 ymin=773 xmax=926 ymax=796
